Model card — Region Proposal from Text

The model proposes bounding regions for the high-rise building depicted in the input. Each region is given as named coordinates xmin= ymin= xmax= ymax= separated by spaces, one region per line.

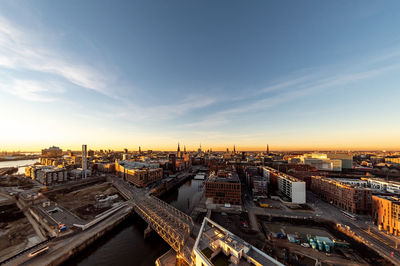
xmin=267 ymin=144 xmax=270 ymax=154
xmin=82 ymin=144 xmax=87 ymax=179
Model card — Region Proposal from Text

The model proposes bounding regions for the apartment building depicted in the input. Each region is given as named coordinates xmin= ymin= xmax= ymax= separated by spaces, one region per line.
xmin=372 ymin=195 xmax=400 ymax=235
xmin=25 ymin=165 xmax=68 ymax=186
xmin=263 ymin=166 xmax=306 ymax=204
xmin=311 ymin=176 xmax=371 ymax=214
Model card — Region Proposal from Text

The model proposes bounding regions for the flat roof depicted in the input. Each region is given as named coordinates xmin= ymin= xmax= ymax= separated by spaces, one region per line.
xmin=206 ymin=170 xmax=240 ymax=183
xmin=194 ymin=217 xmax=283 ymax=266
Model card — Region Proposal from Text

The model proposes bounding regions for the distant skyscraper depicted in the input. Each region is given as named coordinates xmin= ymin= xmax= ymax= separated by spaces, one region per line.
xmin=177 ymin=142 xmax=180 ymax=152
xmin=82 ymin=144 xmax=87 ymax=179
xmin=139 ymin=146 xmax=142 ymax=154
xmin=267 ymin=144 xmax=269 ymax=154
xmin=233 ymin=145 xmax=236 ymax=154
xmin=124 ymin=148 xmax=128 ymax=153
xmin=184 ymin=145 xmax=186 ymax=153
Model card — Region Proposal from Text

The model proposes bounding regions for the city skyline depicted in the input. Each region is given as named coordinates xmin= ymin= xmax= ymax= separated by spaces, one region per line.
xmin=1 ymin=1 xmax=400 ymax=151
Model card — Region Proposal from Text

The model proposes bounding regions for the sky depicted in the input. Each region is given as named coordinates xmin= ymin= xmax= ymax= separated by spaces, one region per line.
xmin=1 ymin=0 xmax=400 ymax=151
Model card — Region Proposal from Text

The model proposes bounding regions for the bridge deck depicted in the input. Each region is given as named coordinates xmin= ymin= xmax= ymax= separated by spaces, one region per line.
xmin=111 ymin=176 xmax=194 ymax=264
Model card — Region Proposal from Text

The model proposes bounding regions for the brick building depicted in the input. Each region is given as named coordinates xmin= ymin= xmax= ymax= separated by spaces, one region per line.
xmin=205 ymin=169 xmax=241 ymax=205
xmin=311 ymin=176 xmax=372 ymax=214
xmin=115 ymin=160 xmax=163 ymax=187
xmin=372 ymin=195 xmax=400 ymax=235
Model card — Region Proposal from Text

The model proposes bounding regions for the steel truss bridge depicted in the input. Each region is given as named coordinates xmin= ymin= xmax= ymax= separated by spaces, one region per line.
xmin=112 ymin=178 xmax=195 ymax=264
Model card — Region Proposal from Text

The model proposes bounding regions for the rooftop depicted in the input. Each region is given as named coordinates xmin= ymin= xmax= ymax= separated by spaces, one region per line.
xmin=117 ymin=160 xmax=160 ymax=169
xmin=193 ymin=217 xmax=283 ymax=266
xmin=263 ymin=166 xmax=303 ymax=183
xmin=373 ymin=195 xmax=400 ymax=203
xmin=206 ymin=170 xmax=240 ymax=183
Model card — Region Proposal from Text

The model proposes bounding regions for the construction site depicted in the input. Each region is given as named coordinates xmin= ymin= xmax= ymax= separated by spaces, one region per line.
xmin=0 ymin=198 xmax=40 ymax=261
xmin=46 ymin=182 xmax=125 ymax=221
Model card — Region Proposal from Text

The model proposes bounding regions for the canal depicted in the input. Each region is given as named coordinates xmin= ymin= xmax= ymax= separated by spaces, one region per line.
xmin=68 ymin=178 xmax=205 ymax=266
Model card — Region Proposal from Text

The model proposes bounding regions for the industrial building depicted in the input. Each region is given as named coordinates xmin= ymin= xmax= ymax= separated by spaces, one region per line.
xmin=115 ymin=160 xmax=163 ymax=187
xmin=205 ymin=169 xmax=242 ymax=205
xmin=192 ymin=217 xmax=283 ymax=266
xmin=311 ymin=176 xmax=372 ymax=214
xmin=263 ymin=166 xmax=306 ymax=204
xmin=372 ymin=195 xmax=400 ymax=235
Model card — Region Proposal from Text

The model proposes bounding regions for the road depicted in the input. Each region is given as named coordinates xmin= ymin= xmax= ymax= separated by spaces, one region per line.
xmin=4 ymin=205 xmax=132 ymax=266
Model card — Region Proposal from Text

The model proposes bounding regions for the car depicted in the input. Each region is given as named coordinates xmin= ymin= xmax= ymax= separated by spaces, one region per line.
xmin=301 ymin=243 xmax=310 ymax=248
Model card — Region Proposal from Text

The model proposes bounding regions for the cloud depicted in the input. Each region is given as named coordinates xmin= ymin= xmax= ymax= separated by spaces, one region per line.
xmin=0 ymin=15 xmax=114 ymax=97
xmin=187 ymin=58 xmax=400 ymax=128
xmin=0 ymin=79 xmax=64 ymax=102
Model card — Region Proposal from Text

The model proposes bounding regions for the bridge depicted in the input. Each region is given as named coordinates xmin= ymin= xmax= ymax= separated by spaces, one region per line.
xmin=111 ymin=177 xmax=195 ymax=264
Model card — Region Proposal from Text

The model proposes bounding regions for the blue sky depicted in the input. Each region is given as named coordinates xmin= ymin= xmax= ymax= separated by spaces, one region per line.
xmin=1 ymin=0 xmax=400 ymax=151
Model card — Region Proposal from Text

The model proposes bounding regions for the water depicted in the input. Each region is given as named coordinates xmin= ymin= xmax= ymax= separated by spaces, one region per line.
xmin=70 ymin=178 xmax=204 ymax=266
xmin=0 ymin=159 xmax=38 ymax=174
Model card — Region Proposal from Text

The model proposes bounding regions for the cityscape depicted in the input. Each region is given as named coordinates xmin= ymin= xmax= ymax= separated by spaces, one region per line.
xmin=1 ymin=1 xmax=400 ymax=266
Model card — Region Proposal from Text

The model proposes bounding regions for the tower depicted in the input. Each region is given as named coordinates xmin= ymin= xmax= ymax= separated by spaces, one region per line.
xmin=233 ymin=144 xmax=236 ymax=154
xmin=267 ymin=144 xmax=269 ymax=155
xmin=177 ymin=142 xmax=180 ymax=153
xmin=82 ymin=144 xmax=87 ymax=179
xmin=139 ymin=146 xmax=141 ymax=154
xmin=184 ymin=145 xmax=186 ymax=153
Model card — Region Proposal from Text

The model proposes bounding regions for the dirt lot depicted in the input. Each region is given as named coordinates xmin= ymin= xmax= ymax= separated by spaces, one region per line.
xmin=0 ymin=175 xmax=35 ymax=188
xmin=210 ymin=212 xmax=266 ymax=250
xmin=49 ymin=182 xmax=124 ymax=220
xmin=0 ymin=204 xmax=39 ymax=261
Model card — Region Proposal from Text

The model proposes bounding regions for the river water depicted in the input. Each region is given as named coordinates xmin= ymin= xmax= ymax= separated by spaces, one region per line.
xmin=68 ymin=178 xmax=205 ymax=266
xmin=0 ymin=159 xmax=38 ymax=174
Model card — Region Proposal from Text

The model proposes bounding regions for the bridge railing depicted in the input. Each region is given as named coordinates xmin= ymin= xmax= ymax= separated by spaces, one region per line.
xmin=150 ymin=195 xmax=194 ymax=228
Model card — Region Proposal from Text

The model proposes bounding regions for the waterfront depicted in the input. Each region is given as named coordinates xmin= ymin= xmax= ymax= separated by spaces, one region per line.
xmin=0 ymin=159 xmax=38 ymax=174
xmin=69 ymin=178 xmax=204 ymax=266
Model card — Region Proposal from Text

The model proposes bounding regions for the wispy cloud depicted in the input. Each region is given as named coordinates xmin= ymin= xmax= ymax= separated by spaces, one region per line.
xmin=186 ymin=57 xmax=400 ymax=128
xmin=0 ymin=15 xmax=115 ymax=98
xmin=0 ymin=79 xmax=64 ymax=102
